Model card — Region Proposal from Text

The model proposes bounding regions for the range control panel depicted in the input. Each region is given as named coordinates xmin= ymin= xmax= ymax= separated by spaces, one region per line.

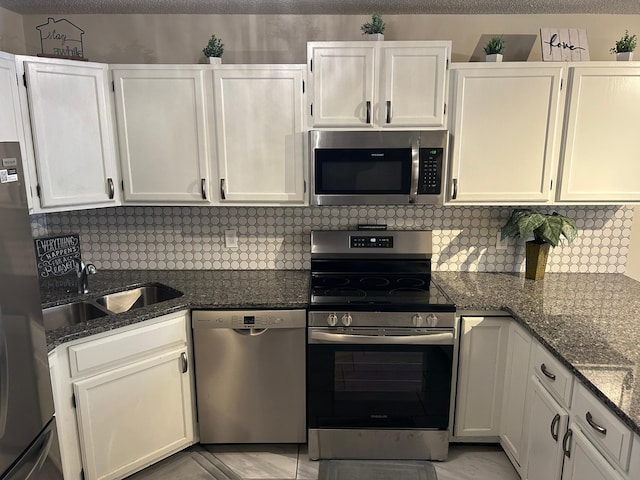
xmin=417 ymin=148 xmax=443 ymax=194
xmin=350 ymin=236 xmax=394 ymax=248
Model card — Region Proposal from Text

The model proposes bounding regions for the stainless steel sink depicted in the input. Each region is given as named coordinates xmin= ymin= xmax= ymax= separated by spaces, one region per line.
xmin=94 ymin=283 xmax=183 ymax=314
xmin=42 ymin=301 xmax=109 ymax=330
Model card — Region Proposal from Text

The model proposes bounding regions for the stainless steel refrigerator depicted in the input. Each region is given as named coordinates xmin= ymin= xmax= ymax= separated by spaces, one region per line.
xmin=0 ymin=142 xmax=63 ymax=479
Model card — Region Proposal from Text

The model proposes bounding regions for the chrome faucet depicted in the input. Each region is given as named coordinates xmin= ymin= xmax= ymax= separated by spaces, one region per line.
xmin=73 ymin=257 xmax=97 ymax=294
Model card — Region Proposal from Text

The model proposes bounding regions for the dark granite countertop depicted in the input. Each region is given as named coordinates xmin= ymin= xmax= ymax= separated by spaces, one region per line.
xmin=43 ymin=269 xmax=640 ymax=438
xmin=42 ymin=269 xmax=309 ymax=349
xmin=433 ymin=272 xmax=640 ymax=438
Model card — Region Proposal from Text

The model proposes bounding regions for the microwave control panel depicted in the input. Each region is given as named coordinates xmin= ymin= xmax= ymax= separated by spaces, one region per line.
xmin=418 ymin=148 xmax=443 ymax=194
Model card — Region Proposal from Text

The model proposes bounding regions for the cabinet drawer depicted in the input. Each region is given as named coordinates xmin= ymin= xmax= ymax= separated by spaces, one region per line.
xmin=68 ymin=311 xmax=188 ymax=377
xmin=531 ymin=343 xmax=573 ymax=407
xmin=572 ymin=381 xmax=633 ymax=472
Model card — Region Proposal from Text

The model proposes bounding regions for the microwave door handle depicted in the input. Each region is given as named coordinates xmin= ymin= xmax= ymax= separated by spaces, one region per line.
xmin=409 ymin=138 xmax=420 ymax=203
xmin=309 ymin=330 xmax=454 ymax=345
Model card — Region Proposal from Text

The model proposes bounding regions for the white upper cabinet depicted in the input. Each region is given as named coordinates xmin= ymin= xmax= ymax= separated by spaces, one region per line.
xmin=557 ymin=64 xmax=640 ymax=203
xmin=212 ymin=65 xmax=306 ymax=204
xmin=448 ymin=63 xmax=564 ymax=204
xmin=0 ymin=52 xmax=35 ymax=210
xmin=21 ymin=58 xmax=120 ymax=210
xmin=112 ymin=66 xmax=212 ymax=203
xmin=307 ymin=41 xmax=450 ymax=129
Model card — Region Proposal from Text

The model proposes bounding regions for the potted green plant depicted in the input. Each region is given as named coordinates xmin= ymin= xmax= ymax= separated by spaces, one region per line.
xmin=500 ymin=209 xmax=577 ymax=280
xmin=484 ymin=36 xmax=505 ymax=62
xmin=361 ymin=13 xmax=386 ymax=41
xmin=610 ymin=30 xmax=637 ymax=61
xmin=203 ymin=34 xmax=224 ymax=64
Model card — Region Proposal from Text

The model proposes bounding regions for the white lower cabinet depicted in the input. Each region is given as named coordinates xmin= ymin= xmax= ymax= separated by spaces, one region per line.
xmin=499 ymin=322 xmax=534 ymax=475
xmin=562 ymin=424 xmax=624 ymax=480
xmin=50 ymin=311 xmax=197 ymax=480
xmin=455 ymin=316 xmax=509 ymax=438
xmin=524 ymin=377 xmax=568 ymax=480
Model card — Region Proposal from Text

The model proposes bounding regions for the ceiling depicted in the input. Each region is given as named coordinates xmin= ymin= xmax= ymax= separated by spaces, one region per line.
xmin=1 ymin=0 xmax=640 ymax=15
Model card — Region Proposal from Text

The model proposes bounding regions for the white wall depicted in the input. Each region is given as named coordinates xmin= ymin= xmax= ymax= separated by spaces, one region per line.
xmin=0 ymin=6 xmax=25 ymax=54
xmin=18 ymin=13 xmax=640 ymax=64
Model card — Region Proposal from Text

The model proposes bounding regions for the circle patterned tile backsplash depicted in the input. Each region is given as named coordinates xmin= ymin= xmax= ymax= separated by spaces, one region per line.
xmin=30 ymin=205 xmax=634 ymax=273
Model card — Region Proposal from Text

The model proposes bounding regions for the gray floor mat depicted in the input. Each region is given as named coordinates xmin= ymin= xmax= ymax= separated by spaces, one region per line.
xmin=318 ymin=459 xmax=437 ymax=480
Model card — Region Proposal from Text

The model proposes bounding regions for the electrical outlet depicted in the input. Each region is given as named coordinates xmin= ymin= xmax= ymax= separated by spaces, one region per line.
xmin=496 ymin=231 xmax=508 ymax=251
xmin=225 ymin=229 xmax=238 ymax=249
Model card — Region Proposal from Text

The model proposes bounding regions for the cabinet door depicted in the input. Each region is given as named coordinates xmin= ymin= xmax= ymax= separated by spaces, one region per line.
xmin=448 ymin=65 xmax=563 ymax=204
xmin=308 ymin=43 xmax=375 ymax=127
xmin=213 ymin=65 xmax=306 ymax=203
xmin=562 ymin=425 xmax=624 ymax=480
xmin=0 ymin=52 xmax=35 ymax=210
xmin=557 ymin=65 xmax=640 ymax=202
xmin=73 ymin=348 xmax=194 ymax=480
xmin=455 ymin=316 xmax=509 ymax=437
xmin=500 ymin=321 xmax=533 ymax=473
xmin=525 ymin=377 xmax=568 ymax=480
xmin=379 ymin=44 xmax=448 ymax=127
xmin=24 ymin=60 xmax=119 ymax=208
xmin=112 ymin=67 xmax=211 ymax=203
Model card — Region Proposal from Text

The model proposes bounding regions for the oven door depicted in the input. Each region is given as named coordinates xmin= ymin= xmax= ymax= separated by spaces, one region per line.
xmin=307 ymin=328 xmax=453 ymax=430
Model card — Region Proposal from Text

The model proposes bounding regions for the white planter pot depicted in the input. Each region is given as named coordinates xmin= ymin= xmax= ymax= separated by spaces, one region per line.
xmin=366 ymin=33 xmax=384 ymax=41
xmin=208 ymin=57 xmax=222 ymax=64
xmin=485 ymin=53 xmax=503 ymax=62
xmin=616 ymin=52 xmax=634 ymax=61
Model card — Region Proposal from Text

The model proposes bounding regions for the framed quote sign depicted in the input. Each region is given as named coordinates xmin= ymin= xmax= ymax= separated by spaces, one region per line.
xmin=540 ymin=28 xmax=590 ymax=61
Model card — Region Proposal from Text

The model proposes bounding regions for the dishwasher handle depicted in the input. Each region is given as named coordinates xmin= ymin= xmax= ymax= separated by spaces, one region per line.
xmin=233 ymin=328 xmax=269 ymax=336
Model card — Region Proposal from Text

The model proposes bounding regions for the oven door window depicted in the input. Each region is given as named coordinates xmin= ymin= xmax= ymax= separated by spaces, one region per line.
xmin=308 ymin=344 xmax=453 ymax=429
xmin=314 ymin=148 xmax=412 ymax=195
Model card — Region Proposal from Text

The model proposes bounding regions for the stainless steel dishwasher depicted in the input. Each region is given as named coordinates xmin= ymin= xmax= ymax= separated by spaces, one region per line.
xmin=192 ymin=309 xmax=306 ymax=443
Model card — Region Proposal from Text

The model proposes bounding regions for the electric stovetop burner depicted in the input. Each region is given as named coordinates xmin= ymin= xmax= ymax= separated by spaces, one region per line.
xmin=309 ymin=229 xmax=455 ymax=312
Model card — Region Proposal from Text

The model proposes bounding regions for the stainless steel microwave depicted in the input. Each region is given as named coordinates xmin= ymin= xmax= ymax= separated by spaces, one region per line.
xmin=309 ymin=130 xmax=448 ymax=206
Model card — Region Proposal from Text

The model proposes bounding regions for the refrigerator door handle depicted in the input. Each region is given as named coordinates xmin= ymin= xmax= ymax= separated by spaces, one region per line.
xmin=0 ymin=306 xmax=8 ymax=438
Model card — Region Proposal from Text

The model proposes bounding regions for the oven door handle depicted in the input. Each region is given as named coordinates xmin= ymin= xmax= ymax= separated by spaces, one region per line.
xmin=309 ymin=330 xmax=454 ymax=345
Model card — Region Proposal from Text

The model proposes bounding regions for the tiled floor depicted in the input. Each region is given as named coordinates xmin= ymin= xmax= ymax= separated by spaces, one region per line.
xmin=127 ymin=443 xmax=520 ymax=480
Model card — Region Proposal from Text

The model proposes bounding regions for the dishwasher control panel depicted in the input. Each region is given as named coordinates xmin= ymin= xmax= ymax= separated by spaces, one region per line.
xmin=192 ymin=309 xmax=306 ymax=329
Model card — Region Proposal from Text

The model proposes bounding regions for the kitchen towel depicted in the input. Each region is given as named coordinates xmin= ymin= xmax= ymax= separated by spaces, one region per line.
xmin=318 ymin=459 xmax=438 ymax=480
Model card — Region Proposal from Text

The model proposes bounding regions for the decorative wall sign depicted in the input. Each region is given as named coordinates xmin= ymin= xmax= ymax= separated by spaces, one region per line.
xmin=36 ymin=17 xmax=85 ymax=59
xmin=540 ymin=28 xmax=590 ymax=61
xmin=34 ymin=234 xmax=81 ymax=291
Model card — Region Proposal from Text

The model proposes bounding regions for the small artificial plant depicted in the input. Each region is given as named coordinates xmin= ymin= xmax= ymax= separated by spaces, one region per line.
xmin=500 ymin=209 xmax=577 ymax=247
xmin=484 ymin=36 xmax=505 ymax=55
xmin=361 ymin=13 xmax=386 ymax=35
xmin=203 ymin=34 xmax=224 ymax=58
xmin=610 ymin=30 xmax=637 ymax=54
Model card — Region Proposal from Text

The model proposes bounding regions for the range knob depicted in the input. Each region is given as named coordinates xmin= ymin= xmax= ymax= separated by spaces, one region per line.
xmin=341 ymin=313 xmax=353 ymax=327
xmin=412 ymin=314 xmax=423 ymax=327
xmin=426 ymin=313 xmax=439 ymax=327
xmin=327 ymin=313 xmax=338 ymax=326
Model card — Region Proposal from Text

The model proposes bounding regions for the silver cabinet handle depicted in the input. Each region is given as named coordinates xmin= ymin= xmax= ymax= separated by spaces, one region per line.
xmin=452 ymin=178 xmax=458 ymax=200
xmin=550 ymin=413 xmax=560 ymax=441
xmin=586 ymin=411 xmax=607 ymax=435
xmin=107 ymin=177 xmax=114 ymax=199
xmin=365 ymin=100 xmax=371 ymax=124
xmin=386 ymin=100 xmax=391 ymax=123
xmin=562 ymin=428 xmax=573 ymax=458
xmin=180 ymin=352 xmax=188 ymax=373
xmin=541 ymin=363 xmax=556 ymax=381
xmin=201 ymin=178 xmax=207 ymax=200
xmin=220 ymin=178 xmax=226 ymax=200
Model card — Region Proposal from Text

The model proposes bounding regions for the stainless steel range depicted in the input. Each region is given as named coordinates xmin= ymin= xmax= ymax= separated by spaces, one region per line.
xmin=307 ymin=229 xmax=456 ymax=461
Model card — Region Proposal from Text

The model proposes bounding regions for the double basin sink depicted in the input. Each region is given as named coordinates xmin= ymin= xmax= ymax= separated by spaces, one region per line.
xmin=42 ymin=283 xmax=184 ymax=330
